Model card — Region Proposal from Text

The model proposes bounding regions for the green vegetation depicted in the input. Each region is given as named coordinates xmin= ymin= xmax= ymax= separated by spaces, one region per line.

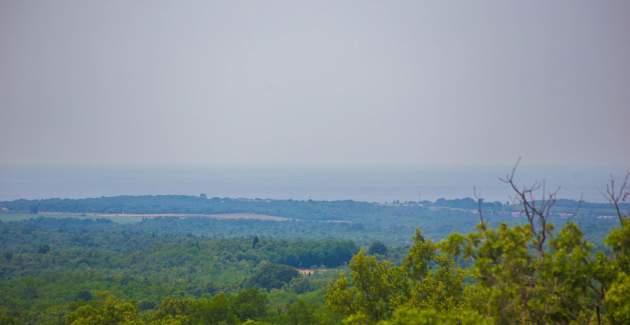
xmin=1 ymin=195 xmax=623 ymax=246
xmin=0 ymin=218 xmax=353 ymax=324
xmin=2 ymin=215 xmax=627 ymax=324
xmin=326 ymin=220 xmax=630 ymax=324
xmin=323 ymin=171 xmax=630 ymax=324
xmin=243 ymin=263 xmax=299 ymax=290
xmin=0 ymin=180 xmax=628 ymax=324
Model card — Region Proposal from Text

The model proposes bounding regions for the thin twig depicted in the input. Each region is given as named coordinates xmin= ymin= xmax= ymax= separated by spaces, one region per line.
xmin=473 ymin=186 xmax=485 ymax=225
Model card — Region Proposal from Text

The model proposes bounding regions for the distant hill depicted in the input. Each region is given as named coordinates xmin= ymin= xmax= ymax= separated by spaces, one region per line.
xmin=0 ymin=194 xmax=630 ymax=220
xmin=0 ymin=195 xmax=625 ymax=246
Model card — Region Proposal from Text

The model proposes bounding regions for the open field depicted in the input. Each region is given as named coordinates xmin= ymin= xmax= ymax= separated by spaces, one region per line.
xmin=0 ymin=211 xmax=289 ymax=223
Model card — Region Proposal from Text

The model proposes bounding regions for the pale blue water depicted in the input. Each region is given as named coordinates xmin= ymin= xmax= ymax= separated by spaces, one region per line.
xmin=0 ymin=165 xmax=624 ymax=203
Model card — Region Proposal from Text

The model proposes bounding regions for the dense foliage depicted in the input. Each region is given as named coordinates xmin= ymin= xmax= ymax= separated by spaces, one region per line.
xmin=0 ymin=194 xmax=628 ymax=324
xmin=0 ymin=218 xmax=354 ymax=324
xmin=326 ymin=220 xmax=630 ymax=324
xmin=2 ymin=216 xmax=628 ymax=324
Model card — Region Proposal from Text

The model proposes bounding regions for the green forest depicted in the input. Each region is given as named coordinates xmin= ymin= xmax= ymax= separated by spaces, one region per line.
xmin=0 ymin=194 xmax=622 ymax=246
xmin=1 ymin=214 xmax=628 ymax=324
xmin=1 ymin=175 xmax=629 ymax=324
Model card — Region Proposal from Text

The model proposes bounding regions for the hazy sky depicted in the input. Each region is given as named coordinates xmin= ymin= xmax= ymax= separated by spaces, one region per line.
xmin=1 ymin=0 xmax=629 ymax=168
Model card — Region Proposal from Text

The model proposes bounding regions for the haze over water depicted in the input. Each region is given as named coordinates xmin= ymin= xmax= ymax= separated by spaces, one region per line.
xmin=0 ymin=165 xmax=623 ymax=203
xmin=1 ymin=1 xmax=628 ymax=204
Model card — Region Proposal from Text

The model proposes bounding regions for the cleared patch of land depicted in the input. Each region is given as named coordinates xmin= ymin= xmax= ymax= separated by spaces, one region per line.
xmin=0 ymin=212 xmax=289 ymax=223
xmin=297 ymin=268 xmax=334 ymax=276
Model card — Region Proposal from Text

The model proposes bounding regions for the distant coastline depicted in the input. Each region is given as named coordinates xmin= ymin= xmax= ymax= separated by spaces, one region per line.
xmin=1 ymin=165 xmax=625 ymax=203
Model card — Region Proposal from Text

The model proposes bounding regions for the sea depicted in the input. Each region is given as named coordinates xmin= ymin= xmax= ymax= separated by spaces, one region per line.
xmin=0 ymin=165 xmax=625 ymax=203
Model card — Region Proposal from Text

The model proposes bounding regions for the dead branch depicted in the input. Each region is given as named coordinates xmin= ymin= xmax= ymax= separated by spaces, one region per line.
xmin=605 ymin=171 xmax=629 ymax=225
xmin=473 ymin=186 xmax=485 ymax=226
xmin=500 ymin=158 xmax=558 ymax=256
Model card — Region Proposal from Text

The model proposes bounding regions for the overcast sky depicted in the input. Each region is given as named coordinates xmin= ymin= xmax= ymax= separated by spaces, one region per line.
xmin=1 ymin=0 xmax=629 ymax=169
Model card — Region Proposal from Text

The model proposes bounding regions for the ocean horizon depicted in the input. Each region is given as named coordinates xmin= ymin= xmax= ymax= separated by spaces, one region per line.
xmin=0 ymin=165 xmax=625 ymax=203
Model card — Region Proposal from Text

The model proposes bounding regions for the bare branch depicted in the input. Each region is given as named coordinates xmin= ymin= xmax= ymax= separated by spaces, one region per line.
xmin=473 ymin=186 xmax=485 ymax=226
xmin=500 ymin=158 xmax=557 ymax=256
xmin=605 ymin=171 xmax=629 ymax=225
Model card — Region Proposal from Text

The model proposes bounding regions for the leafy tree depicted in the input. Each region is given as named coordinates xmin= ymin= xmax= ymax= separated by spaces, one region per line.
xmin=232 ymin=288 xmax=268 ymax=321
xmin=605 ymin=272 xmax=630 ymax=324
xmin=193 ymin=293 xmax=237 ymax=324
xmin=367 ymin=241 xmax=387 ymax=256
xmin=380 ymin=306 xmax=492 ymax=325
xmin=284 ymin=300 xmax=317 ymax=325
xmin=327 ymin=219 xmax=630 ymax=324
xmin=66 ymin=292 xmax=140 ymax=325
xmin=244 ymin=263 xmax=299 ymax=290
xmin=326 ymin=250 xmax=403 ymax=323
xmin=0 ymin=307 xmax=20 ymax=325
